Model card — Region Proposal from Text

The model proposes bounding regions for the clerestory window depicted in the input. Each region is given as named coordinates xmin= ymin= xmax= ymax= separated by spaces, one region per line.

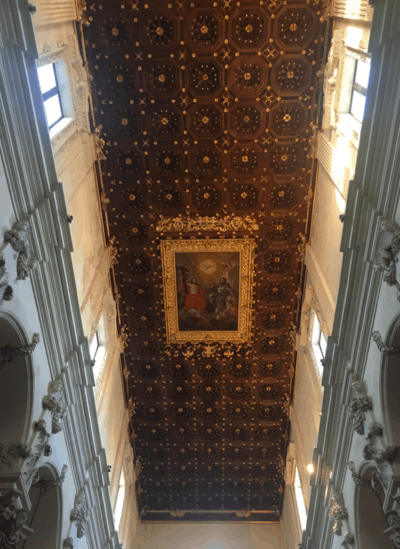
xmin=294 ymin=466 xmax=307 ymax=531
xmin=311 ymin=312 xmax=327 ymax=377
xmin=348 ymin=56 xmax=370 ymax=123
xmin=37 ymin=63 xmax=64 ymax=129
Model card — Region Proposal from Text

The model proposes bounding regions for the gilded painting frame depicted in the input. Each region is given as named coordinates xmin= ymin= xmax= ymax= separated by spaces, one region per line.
xmin=160 ymin=239 xmax=255 ymax=344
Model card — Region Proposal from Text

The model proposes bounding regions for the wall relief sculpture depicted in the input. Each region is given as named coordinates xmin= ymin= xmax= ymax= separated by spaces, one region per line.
xmin=347 ymin=375 xmax=372 ymax=435
xmin=4 ymin=219 xmax=38 ymax=281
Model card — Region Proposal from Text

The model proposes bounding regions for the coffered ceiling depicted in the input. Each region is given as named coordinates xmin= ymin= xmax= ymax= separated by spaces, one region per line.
xmin=83 ymin=0 xmax=327 ymax=523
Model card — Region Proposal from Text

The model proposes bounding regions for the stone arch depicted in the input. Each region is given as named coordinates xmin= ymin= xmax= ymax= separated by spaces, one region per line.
xmin=354 ymin=462 xmax=392 ymax=549
xmin=381 ymin=312 xmax=400 ymax=447
xmin=0 ymin=311 xmax=34 ymax=446
xmin=23 ymin=463 xmax=63 ymax=549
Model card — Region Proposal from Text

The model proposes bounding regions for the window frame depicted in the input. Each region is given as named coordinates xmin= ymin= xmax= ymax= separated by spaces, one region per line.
xmin=307 ymin=307 xmax=328 ymax=382
xmin=113 ymin=468 xmax=126 ymax=531
xmin=35 ymin=42 xmax=90 ymax=148
xmin=294 ymin=466 xmax=307 ymax=532
xmin=38 ymin=63 xmax=64 ymax=129
xmin=349 ymin=57 xmax=370 ymax=123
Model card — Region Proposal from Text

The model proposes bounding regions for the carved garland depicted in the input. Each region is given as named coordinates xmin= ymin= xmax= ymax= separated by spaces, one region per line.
xmin=374 ymin=220 xmax=400 ymax=301
xmin=4 ymin=219 xmax=38 ymax=281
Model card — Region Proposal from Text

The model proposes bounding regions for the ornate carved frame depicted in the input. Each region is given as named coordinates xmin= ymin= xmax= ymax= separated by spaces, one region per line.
xmin=160 ymin=239 xmax=255 ymax=344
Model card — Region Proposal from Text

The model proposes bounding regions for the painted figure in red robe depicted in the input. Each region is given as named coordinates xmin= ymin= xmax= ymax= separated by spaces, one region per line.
xmin=179 ymin=277 xmax=207 ymax=310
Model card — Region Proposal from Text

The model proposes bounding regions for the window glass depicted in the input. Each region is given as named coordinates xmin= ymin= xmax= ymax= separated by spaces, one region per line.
xmin=350 ymin=58 xmax=370 ymax=123
xmin=312 ymin=313 xmax=326 ymax=377
xmin=43 ymin=95 xmax=62 ymax=127
xmin=89 ymin=332 xmax=99 ymax=361
xmin=37 ymin=64 xmax=57 ymax=94
xmin=114 ymin=469 xmax=126 ymax=531
xmin=294 ymin=467 xmax=307 ymax=531
xmin=92 ymin=346 xmax=106 ymax=382
xmin=36 ymin=63 xmax=64 ymax=129
xmin=354 ymin=59 xmax=370 ymax=89
xmin=350 ymin=90 xmax=367 ymax=123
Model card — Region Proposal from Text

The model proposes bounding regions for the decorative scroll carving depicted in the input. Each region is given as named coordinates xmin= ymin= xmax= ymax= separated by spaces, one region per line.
xmin=21 ymin=420 xmax=51 ymax=490
xmin=384 ymin=511 xmax=400 ymax=548
xmin=329 ymin=485 xmax=348 ymax=537
xmin=320 ymin=30 xmax=345 ymax=130
xmin=70 ymin=488 xmax=88 ymax=539
xmin=347 ymin=375 xmax=372 ymax=435
xmin=156 ymin=213 xmax=259 ymax=233
xmin=76 ymin=0 xmax=90 ymax=26
xmin=0 ymin=493 xmax=30 ymax=549
xmin=0 ymin=333 xmax=40 ymax=371
xmin=374 ymin=220 xmax=400 ymax=300
xmin=372 ymin=331 xmax=400 ymax=355
xmin=0 ymin=254 xmax=13 ymax=301
xmin=363 ymin=423 xmax=399 ymax=489
xmin=348 ymin=461 xmax=370 ymax=486
xmin=4 ymin=219 xmax=38 ymax=281
xmin=42 ymin=375 xmax=67 ymax=434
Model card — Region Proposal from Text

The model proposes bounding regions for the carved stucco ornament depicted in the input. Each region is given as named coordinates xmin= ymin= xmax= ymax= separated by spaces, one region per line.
xmin=42 ymin=375 xmax=67 ymax=434
xmin=63 ymin=537 xmax=74 ymax=549
xmin=0 ymin=333 xmax=40 ymax=371
xmin=93 ymin=125 xmax=107 ymax=161
xmin=374 ymin=220 xmax=400 ymax=300
xmin=328 ymin=485 xmax=348 ymax=537
xmin=320 ymin=30 xmax=345 ymax=131
xmin=372 ymin=331 xmax=400 ymax=355
xmin=383 ymin=511 xmax=400 ymax=548
xmin=0 ymin=254 xmax=13 ymax=301
xmin=70 ymin=488 xmax=88 ymax=539
xmin=0 ymin=493 xmax=30 ymax=549
xmin=156 ymin=213 xmax=259 ymax=233
xmin=4 ymin=219 xmax=38 ymax=281
xmin=347 ymin=375 xmax=372 ymax=435
xmin=20 ymin=420 xmax=51 ymax=490
xmin=362 ymin=423 xmax=399 ymax=489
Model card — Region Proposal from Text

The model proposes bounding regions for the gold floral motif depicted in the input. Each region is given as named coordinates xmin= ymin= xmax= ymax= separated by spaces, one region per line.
xmin=160 ymin=239 xmax=255 ymax=344
xmin=156 ymin=213 xmax=259 ymax=233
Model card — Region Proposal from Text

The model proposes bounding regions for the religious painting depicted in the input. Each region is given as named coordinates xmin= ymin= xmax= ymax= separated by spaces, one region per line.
xmin=161 ymin=239 xmax=255 ymax=344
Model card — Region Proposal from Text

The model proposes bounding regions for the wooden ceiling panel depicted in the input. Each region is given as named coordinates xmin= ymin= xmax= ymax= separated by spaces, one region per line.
xmin=84 ymin=0 xmax=327 ymax=522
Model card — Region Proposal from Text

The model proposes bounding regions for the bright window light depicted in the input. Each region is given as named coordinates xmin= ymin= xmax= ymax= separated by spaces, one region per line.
xmin=294 ymin=467 xmax=307 ymax=531
xmin=114 ymin=469 xmax=126 ymax=531
xmin=37 ymin=64 xmax=57 ymax=93
xmin=92 ymin=345 xmax=106 ymax=382
xmin=90 ymin=332 xmax=99 ymax=361
xmin=312 ymin=313 xmax=327 ymax=376
xmin=349 ymin=58 xmax=370 ymax=123
xmin=37 ymin=63 xmax=64 ymax=129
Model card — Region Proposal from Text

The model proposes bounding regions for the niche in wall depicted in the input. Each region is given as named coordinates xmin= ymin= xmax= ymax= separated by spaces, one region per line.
xmin=0 ymin=314 xmax=32 ymax=445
